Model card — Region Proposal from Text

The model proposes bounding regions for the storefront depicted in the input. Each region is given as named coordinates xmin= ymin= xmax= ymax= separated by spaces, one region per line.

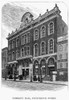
xmin=17 ymin=57 xmax=32 ymax=80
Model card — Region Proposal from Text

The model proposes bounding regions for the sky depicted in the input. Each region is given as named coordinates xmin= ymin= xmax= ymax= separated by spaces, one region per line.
xmin=1 ymin=1 xmax=67 ymax=49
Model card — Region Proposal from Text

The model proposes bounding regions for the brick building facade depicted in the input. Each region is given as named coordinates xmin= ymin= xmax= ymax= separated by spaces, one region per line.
xmin=7 ymin=4 xmax=68 ymax=81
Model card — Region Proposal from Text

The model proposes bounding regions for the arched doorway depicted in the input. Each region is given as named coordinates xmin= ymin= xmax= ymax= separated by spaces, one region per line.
xmin=33 ymin=60 xmax=39 ymax=80
xmin=40 ymin=59 xmax=46 ymax=78
xmin=48 ymin=58 xmax=55 ymax=76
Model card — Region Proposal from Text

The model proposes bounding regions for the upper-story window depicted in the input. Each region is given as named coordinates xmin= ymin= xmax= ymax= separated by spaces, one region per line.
xmin=34 ymin=29 xmax=39 ymax=40
xmin=16 ymin=49 xmax=20 ymax=58
xmin=12 ymin=40 xmax=15 ymax=49
xmin=28 ymin=33 xmax=30 ymax=43
xmin=23 ymin=35 xmax=25 ymax=45
xmin=40 ymin=25 xmax=46 ymax=38
xmin=48 ymin=21 xmax=54 ymax=35
xmin=12 ymin=51 xmax=15 ymax=60
xmin=48 ymin=38 xmax=54 ymax=53
xmin=8 ymin=41 xmax=12 ymax=50
xmin=58 ymin=44 xmax=63 ymax=52
xmin=21 ymin=36 xmax=24 ymax=45
xmin=40 ymin=41 xmax=46 ymax=55
xmin=21 ymin=32 xmax=30 ymax=45
xmin=26 ymin=46 xmax=30 ymax=56
xmin=25 ymin=34 xmax=26 ymax=44
xmin=26 ymin=33 xmax=30 ymax=43
xmin=8 ymin=43 xmax=11 ymax=50
xmin=34 ymin=43 xmax=38 ymax=57
xmin=16 ymin=38 xmax=19 ymax=47
xmin=21 ymin=48 xmax=24 ymax=57
xmin=8 ymin=53 xmax=12 ymax=61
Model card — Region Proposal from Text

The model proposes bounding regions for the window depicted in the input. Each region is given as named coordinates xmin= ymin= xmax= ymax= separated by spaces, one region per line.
xmin=40 ymin=25 xmax=46 ymax=38
xmin=12 ymin=40 xmax=15 ymax=49
xmin=25 ymin=34 xmax=26 ymax=44
xmin=59 ymin=45 xmax=63 ymax=51
xmin=21 ymin=35 xmax=25 ymax=45
xmin=21 ymin=33 xmax=30 ymax=45
xmin=28 ymin=33 xmax=30 ymax=43
xmin=26 ymin=34 xmax=28 ymax=43
xmin=16 ymin=38 xmax=19 ymax=47
xmin=40 ymin=41 xmax=46 ymax=55
xmin=16 ymin=50 xmax=20 ymax=58
xmin=66 ymin=53 xmax=68 ymax=60
xmin=34 ymin=44 xmax=38 ymax=57
xmin=8 ymin=53 xmax=11 ymax=61
xmin=26 ymin=46 xmax=30 ymax=56
xmin=34 ymin=29 xmax=39 ymax=40
xmin=21 ymin=48 xmax=24 ymax=57
xmin=8 ymin=43 xmax=11 ymax=50
xmin=60 ymin=63 xmax=63 ymax=68
xmin=12 ymin=51 xmax=15 ymax=60
xmin=48 ymin=38 xmax=54 ymax=53
xmin=8 ymin=41 xmax=12 ymax=50
xmin=59 ymin=54 xmax=62 ymax=60
xmin=66 ymin=62 xmax=68 ymax=68
xmin=48 ymin=21 xmax=54 ymax=35
xmin=27 ymin=33 xmax=30 ymax=43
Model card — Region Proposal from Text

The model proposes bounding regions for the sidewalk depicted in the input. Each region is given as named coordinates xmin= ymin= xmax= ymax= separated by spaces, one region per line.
xmin=17 ymin=79 xmax=68 ymax=86
xmin=2 ymin=78 xmax=68 ymax=86
xmin=43 ymin=80 xmax=68 ymax=86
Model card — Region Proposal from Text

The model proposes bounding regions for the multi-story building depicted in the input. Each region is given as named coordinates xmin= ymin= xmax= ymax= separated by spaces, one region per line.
xmin=57 ymin=35 xmax=68 ymax=81
xmin=7 ymin=4 xmax=68 ymax=81
xmin=2 ymin=47 xmax=8 ymax=77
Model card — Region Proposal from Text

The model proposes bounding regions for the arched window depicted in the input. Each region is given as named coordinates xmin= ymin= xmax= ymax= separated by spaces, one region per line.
xmin=16 ymin=49 xmax=20 ymax=58
xmin=12 ymin=40 xmax=15 ymax=49
xmin=40 ymin=41 xmax=46 ymax=55
xmin=48 ymin=21 xmax=54 ymax=35
xmin=48 ymin=38 xmax=54 ymax=53
xmin=40 ymin=25 xmax=46 ymax=38
xmin=34 ymin=29 xmax=39 ymax=40
xmin=34 ymin=43 xmax=38 ymax=57
xmin=16 ymin=38 xmax=19 ymax=47
xmin=21 ymin=48 xmax=24 ymax=57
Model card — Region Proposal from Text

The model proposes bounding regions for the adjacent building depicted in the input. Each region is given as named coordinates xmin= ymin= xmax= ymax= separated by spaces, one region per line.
xmin=2 ymin=47 xmax=8 ymax=78
xmin=7 ymin=4 xmax=68 ymax=81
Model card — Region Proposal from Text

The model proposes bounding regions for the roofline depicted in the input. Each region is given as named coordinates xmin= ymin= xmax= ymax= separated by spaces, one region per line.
xmin=7 ymin=4 xmax=61 ymax=40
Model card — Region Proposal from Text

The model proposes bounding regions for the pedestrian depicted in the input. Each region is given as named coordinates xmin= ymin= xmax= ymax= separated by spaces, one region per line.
xmin=14 ymin=69 xmax=17 ymax=81
xmin=5 ymin=68 xmax=7 ymax=80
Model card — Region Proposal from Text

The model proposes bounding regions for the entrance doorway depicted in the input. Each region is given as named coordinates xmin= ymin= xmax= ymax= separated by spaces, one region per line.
xmin=48 ymin=58 xmax=55 ymax=76
xmin=22 ymin=69 xmax=29 ymax=79
xmin=40 ymin=59 xmax=46 ymax=78
xmin=33 ymin=60 xmax=39 ymax=80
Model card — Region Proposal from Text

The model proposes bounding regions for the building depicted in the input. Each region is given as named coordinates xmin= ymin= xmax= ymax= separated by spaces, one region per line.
xmin=7 ymin=4 xmax=68 ymax=81
xmin=57 ymin=35 xmax=68 ymax=81
xmin=2 ymin=47 xmax=8 ymax=78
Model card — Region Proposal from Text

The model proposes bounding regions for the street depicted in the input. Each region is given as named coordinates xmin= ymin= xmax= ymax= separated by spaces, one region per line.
xmin=2 ymin=78 xmax=67 ymax=91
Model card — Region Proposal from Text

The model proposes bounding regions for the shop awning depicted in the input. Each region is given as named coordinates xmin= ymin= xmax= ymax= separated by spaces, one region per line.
xmin=16 ymin=55 xmax=32 ymax=60
xmin=8 ymin=61 xmax=18 ymax=64
xmin=48 ymin=65 xmax=55 ymax=67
